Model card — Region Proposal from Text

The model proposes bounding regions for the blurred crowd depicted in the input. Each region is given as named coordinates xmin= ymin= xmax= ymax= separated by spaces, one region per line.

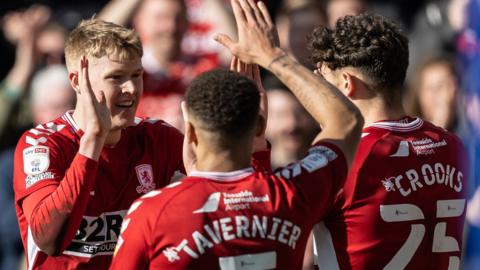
xmin=0 ymin=0 xmax=479 ymax=269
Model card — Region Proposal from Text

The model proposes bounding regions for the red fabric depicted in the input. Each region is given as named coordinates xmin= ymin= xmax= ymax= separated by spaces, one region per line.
xmin=22 ymin=154 xmax=98 ymax=253
xmin=13 ymin=112 xmax=185 ymax=270
xmin=315 ymin=117 xmax=469 ymax=270
xmin=110 ymin=142 xmax=347 ymax=270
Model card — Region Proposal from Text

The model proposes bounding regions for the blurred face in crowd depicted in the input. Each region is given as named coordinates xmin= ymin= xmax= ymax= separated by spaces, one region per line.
xmin=277 ymin=7 xmax=325 ymax=66
xmin=33 ymin=86 xmax=74 ymax=125
xmin=327 ymin=0 xmax=366 ymax=28
xmin=31 ymin=65 xmax=74 ymax=124
xmin=36 ymin=26 xmax=66 ymax=65
xmin=266 ymin=89 xmax=318 ymax=166
xmin=85 ymin=53 xmax=144 ymax=130
xmin=418 ymin=62 xmax=458 ymax=129
xmin=133 ymin=0 xmax=188 ymax=57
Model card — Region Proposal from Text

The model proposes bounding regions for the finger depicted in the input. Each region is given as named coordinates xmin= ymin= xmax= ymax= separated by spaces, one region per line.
xmin=231 ymin=0 xmax=247 ymax=28
xmin=245 ymin=63 xmax=253 ymax=79
xmin=230 ymin=56 xmax=238 ymax=71
xmin=248 ymin=0 xmax=266 ymax=26
xmin=253 ymin=64 xmax=262 ymax=84
xmin=257 ymin=1 xmax=273 ymax=26
xmin=237 ymin=57 xmax=245 ymax=74
xmin=80 ymin=56 xmax=94 ymax=98
xmin=238 ymin=0 xmax=256 ymax=24
xmin=214 ymin=33 xmax=235 ymax=51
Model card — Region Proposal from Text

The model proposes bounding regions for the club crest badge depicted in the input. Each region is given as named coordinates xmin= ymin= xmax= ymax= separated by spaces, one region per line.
xmin=135 ymin=164 xmax=156 ymax=194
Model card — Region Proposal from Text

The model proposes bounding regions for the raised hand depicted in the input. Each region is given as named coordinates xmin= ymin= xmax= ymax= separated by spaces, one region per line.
xmin=230 ymin=56 xmax=268 ymax=151
xmin=79 ymin=56 xmax=111 ymax=139
xmin=2 ymin=5 xmax=50 ymax=45
xmin=215 ymin=0 xmax=284 ymax=67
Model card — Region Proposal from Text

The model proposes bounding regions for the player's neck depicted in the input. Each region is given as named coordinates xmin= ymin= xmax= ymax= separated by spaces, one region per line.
xmin=355 ymin=97 xmax=406 ymax=127
xmin=194 ymin=147 xmax=252 ymax=173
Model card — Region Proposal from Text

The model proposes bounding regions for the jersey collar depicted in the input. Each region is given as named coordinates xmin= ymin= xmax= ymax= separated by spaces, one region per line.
xmin=366 ymin=117 xmax=424 ymax=132
xmin=190 ymin=167 xmax=254 ymax=182
xmin=61 ymin=110 xmax=81 ymax=134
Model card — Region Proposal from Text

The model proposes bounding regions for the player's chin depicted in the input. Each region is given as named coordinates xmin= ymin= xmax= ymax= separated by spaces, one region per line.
xmin=112 ymin=113 xmax=136 ymax=129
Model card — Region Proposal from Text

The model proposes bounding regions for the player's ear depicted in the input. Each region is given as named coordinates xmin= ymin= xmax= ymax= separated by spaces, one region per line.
xmin=186 ymin=121 xmax=198 ymax=145
xmin=255 ymin=114 xmax=266 ymax=137
xmin=181 ymin=101 xmax=198 ymax=145
xmin=69 ymin=71 xmax=80 ymax=94
xmin=342 ymin=72 xmax=356 ymax=98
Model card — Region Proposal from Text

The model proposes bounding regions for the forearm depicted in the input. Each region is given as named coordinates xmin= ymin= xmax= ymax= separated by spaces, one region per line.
xmin=266 ymin=54 xmax=360 ymax=131
xmin=28 ymin=154 xmax=98 ymax=255
xmin=78 ymin=133 xmax=107 ymax=161
xmin=266 ymin=54 xmax=363 ymax=166
xmin=0 ymin=81 xmax=23 ymax=135
xmin=98 ymin=0 xmax=142 ymax=26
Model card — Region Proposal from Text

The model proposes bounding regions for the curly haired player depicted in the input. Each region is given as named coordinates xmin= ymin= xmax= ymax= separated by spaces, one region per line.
xmin=13 ymin=19 xmax=187 ymax=269
xmin=307 ymin=13 xmax=469 ymax=270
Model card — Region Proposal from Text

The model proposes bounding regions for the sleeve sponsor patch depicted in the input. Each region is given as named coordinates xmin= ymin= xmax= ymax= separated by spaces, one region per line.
xmin=308 ymin=145 xmax=338 ymax=162
xmin=25 ymin=172 xmax=55 ymax=188
xmin=300 ymin=153 xmax=328 ymax=173
xmin=23 ymin=146 xmax=50 ymax=175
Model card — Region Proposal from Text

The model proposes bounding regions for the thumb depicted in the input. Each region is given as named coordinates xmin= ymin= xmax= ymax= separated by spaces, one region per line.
xmin=214 ymin=33 xmax=235 ymax=51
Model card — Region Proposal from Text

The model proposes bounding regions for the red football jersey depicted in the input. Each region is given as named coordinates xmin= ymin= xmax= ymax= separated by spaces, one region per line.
xmin=110 ymin=142 xmax=347 ymax=270
xmin=313 ymin=117 xmax=468 ymax=270
xmin=13 ymin=111 xmax=185 ymax=270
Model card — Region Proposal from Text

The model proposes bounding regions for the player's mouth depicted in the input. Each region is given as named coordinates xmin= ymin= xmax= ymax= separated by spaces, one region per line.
xmin=116 ymin=100 xmax=135 ymax=108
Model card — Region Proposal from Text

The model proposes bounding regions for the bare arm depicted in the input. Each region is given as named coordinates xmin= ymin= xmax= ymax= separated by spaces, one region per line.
xmin=215 ymin=0 xmax=363 ymax=166
xmin=21 ymin=57 xmax=110 ymax=255
xmin=0 ymin=6 xmax=50 ymax=135
xmin=97 ymin=0 xmax=142 ymax=26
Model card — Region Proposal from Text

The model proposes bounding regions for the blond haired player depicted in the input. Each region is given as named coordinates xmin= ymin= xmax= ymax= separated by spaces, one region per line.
xmin=13 ymin=19 xmax=185 ymax=269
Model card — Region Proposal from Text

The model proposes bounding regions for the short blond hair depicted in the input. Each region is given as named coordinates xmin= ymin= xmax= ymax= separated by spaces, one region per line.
xmin=65 ymin=19 xmax=143 ymax=71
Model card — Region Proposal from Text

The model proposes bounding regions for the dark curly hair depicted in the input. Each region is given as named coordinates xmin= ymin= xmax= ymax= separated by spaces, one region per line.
xmin=307 ymin=13 xmax=409 ymax=93
xmin=186 ymin=69 xmax=260 ymax=139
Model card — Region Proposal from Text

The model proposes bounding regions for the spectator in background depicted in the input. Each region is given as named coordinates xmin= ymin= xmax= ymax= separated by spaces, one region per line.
xmin=405 ymin=55 xmax=467 ymax=135
xmin=408 ymin=0 xmax=469 ymax=80
xmin=99 ymin=0 xmax=236 ymax=129
xmin=0 ymin=65 xmax=74 ymax=270
xmin=36 ymin=23 xmax=68 ymax=66
xmin=264 ymin=78 xmax=319 ymax=169
xmin=326 ymin=0 xmax=367 ymax=28
xmin=0 ymin=5 xmax=51 ymax=148
xmin=276 ymin=0 xmax=326 ymax=67
xmin=30 ymin=65 xmax=76 ymax=125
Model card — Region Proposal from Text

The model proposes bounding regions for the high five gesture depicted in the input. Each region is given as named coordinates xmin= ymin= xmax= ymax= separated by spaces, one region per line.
xmin=216 ymin=0 xmax=363 ymax=167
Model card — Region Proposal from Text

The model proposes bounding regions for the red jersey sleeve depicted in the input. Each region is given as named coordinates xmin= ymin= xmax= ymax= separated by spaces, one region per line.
xmin=274 ymin=142 xmax=348 ymax=220
xmin=13 ymin=132 xmax=99 ymax=254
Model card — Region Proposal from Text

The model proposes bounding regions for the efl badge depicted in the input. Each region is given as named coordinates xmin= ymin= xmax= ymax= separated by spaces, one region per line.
xmin=23 ymin=146 xmax=50 ymax=175
xmin=135 ymin=164 xmax=156 ymax=194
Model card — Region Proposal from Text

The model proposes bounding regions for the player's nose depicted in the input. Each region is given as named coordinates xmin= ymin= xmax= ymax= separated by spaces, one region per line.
xmin=122 ymin=79 xmax=137 ymax=95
